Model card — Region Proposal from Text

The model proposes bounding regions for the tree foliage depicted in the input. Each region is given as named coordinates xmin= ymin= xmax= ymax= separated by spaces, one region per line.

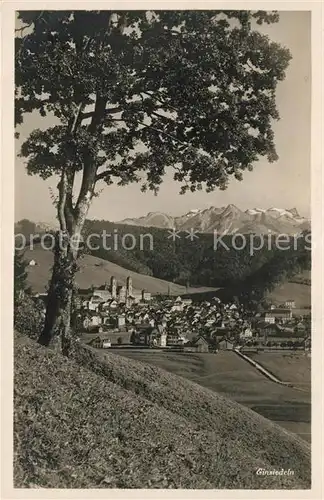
xmin=16 ymin=10 xmax=291 ymax=201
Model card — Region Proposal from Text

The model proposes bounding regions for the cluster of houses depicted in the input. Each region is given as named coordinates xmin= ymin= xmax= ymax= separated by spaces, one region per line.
xmin=253 ymin=304 xmax=311 ymax=341
xmin=71 ymin=281 xmax=311 ymax=353
xmin=30 ymin=268 xmax=310 ymax=352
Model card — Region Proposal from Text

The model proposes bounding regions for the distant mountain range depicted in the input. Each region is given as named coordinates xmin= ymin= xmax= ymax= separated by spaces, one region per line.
xmin=117 ymin=206 xmax=311 ymax=235
xmin=15 ymin=206 xmax=310 ymax=237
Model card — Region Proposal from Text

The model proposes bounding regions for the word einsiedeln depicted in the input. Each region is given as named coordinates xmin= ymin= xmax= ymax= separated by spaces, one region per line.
xmin=15 ymin=229 xmax=311 ymax=255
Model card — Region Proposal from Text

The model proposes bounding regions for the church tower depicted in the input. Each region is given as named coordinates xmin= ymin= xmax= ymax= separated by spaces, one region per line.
xmin=126 ymin=276 xmax=133 ymax=297
xmin=110 ymin=276 xmax=117 ymax=299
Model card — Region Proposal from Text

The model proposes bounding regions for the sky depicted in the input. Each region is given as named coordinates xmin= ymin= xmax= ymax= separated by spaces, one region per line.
xmin=15 ymin=11 xmax=311 ymax=224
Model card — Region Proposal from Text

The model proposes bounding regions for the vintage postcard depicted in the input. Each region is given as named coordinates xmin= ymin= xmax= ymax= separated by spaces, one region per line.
xmin=1 ymin=1 xmax=323 ymax=498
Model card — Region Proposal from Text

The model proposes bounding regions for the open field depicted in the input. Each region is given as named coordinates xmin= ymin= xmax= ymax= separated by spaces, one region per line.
xmin=248 ymin=352 xmax=311 ymax=390
xmin=266 ymin=280 xmax=311 ymax=308
xmin=14 ymin=332 xmax=311 ymax=488
xmin=23 ymin=246 xmax=219 ymax=296
xmin=111 ymin=349 xmax=311 ymax=442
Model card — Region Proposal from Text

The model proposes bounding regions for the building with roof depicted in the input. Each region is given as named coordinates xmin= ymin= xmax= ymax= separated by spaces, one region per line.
xmin=218 ymin=338 xmax=234 ymax=350
xmin=83 ymin=275 xmax=152 ymax=310
xmin=261 ymin=308 xmax=293 ymax=324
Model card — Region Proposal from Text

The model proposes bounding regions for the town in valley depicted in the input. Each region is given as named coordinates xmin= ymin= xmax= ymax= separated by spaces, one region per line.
xmin=32 ymin=273 xmax=311 ymax=354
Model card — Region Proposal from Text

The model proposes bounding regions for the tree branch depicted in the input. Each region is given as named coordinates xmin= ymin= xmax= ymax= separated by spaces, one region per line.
xmin=142 ymin=91 xmax=179 ymax=114
xmin=56 ymin=102 xmax=86 ymax=234
xmin=75 ymin=93 xmax=108 ymax=219
xmin=64 ymin=169 xmax=77 ymax=234
xmin=15 ymin=24 xmax=33 ymax=35
xmin=139 ymin=121 xmax=190 ymax=149
xmin=71 ymin=102 xmax=85 ymax=135
xmin=80 ymin=107 xmax=123 ymax=121
xmin=95 ymin=169 xmax=113 ymax=182
xmin=106 ymin=114 xmax=191 ymax=150
xmin=150 ymin=110 xmax=176 ymax=123
xmin=15 ymin=11 xmax=45 ymax=35
xmin=15 ymin=12 xmax=45 ymax=60
xmin=57 ymin=170 xmax=68 ymax=232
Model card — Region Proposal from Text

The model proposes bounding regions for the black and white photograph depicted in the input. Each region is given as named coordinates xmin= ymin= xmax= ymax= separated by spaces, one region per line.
xmin=2 ymin=3 xmax=322 ymax=494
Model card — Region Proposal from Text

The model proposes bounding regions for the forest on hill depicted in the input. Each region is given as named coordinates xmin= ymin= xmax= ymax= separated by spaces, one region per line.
xmin=15 ymin=218 xmax=311 ymax=306
xmin=85 ymin=220 xmax=311 ymax=305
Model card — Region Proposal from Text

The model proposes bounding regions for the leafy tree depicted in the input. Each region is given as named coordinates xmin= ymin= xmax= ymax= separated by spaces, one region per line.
xmin=15 ymin=10 xmax=291 ymax=354
xmin=14 ymin=250 xmax=31 ymax=304
xmin=15 ymin=219 xmax=36 ymax=237
xmin=177 ymin=269 xmax=192 ymax=287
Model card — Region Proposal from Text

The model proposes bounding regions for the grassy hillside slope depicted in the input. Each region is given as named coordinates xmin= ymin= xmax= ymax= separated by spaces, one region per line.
xmin=14 ymin=333 xmax=311 ymax=489
xmin=266 ymin=281 xmax=311 ymax=308
xmin=264 ymin=270 xmax=311 ymax=308
xmin=23 ymin=246 xmax=218 ymax=295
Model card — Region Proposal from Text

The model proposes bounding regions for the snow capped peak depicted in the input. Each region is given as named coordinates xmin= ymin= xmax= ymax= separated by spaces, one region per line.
xmin=117 ymin=205 xmax=308 ymax=234
xmin=183 ymin=208 xmax=202 ymax=218
xmin=267 ymin=208 xmax=296 ymax=219
xmin=245 ymin=207 xmax=303 ymax=220
xmin=246 ymin=208 xmax=266 ymax=214
xmin=269 ymin=207 xmax=287 ymax=213
xmin=246 ymin=209 xmax=260 ymax=215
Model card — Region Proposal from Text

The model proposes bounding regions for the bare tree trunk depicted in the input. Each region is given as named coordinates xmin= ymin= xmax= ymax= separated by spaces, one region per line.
xmin=38 ymin=92 xmax=107 ymax=355
xmin=38 ymin=171 xmax=93 ymax=356
xmin=38 ymin=231 xmax=78 ymax=355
